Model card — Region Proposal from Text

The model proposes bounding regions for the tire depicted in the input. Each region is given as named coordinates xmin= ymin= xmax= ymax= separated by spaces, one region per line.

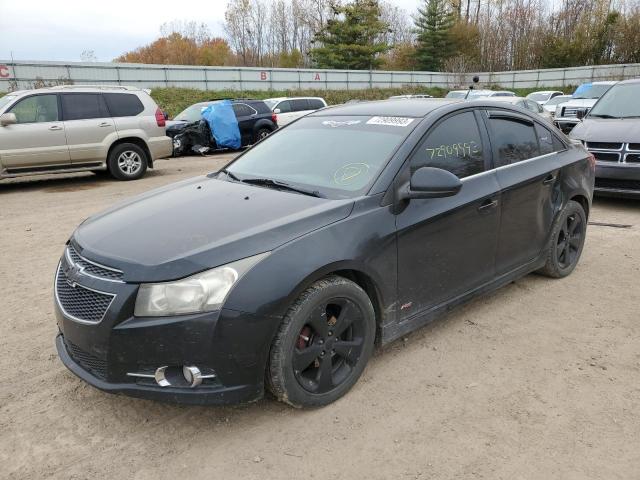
xmin=538 ymin=200 xmax=587 ymax=278
xmin=267 ymin=275 xmax=376 ymax=408
xmin=107 ymin=143 xmax=148 ymax=181
xmin=253 ymin=127 xmax=271 ymax=144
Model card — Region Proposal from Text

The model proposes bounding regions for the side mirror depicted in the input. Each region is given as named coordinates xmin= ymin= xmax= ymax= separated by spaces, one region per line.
xmin=400 ymin=167 xmax=462 ymax=200
xmin=0 ymin=112 xmax=17 ymax=126
xmin=163 ymin=111 xmax=169 ymax=120
xmin=576 ymin=109 xmax=586 ymax=120
xmin=274 ymin=108 xmax=281 ymax=114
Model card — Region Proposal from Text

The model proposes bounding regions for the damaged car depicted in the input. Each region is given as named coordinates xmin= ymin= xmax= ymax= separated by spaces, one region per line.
xmin=55 ymin=99 xmax=594 ymax=408
xmin=166 ymin=99 xmax=278 ymax=156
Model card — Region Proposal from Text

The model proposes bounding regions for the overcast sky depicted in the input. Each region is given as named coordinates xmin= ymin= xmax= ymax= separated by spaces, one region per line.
xmin=0 ymin=0 xmax=420 ymax=62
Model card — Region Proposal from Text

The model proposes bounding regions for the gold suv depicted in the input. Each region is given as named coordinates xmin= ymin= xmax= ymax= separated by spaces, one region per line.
xmin=0 ymin=85 xmax=173 ymax=181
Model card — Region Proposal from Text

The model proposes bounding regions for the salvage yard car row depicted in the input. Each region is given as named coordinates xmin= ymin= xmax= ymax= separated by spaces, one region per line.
xmin=0 ymin=77 xmax=638 ymax=410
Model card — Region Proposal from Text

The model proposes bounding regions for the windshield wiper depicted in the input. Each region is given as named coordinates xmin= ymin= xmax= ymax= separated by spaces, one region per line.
xmin=219 ymin=169 xmax=241 ymax=181
xmin=241 ymin=177 xmax=325 ymax=198
xmin=589 ymin=114 xmax=619 ymax=119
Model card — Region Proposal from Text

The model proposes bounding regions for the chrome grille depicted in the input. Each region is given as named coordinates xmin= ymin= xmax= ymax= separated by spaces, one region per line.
xmin=66 ymin=245 xmax=124 ymax=282
xmin=586 ymin=143 xmax=640 ymax=165
xmin=64 ymin=338 xmax=108 ymax=380
xmin=56 ymin=265 xmax=115 ymax=324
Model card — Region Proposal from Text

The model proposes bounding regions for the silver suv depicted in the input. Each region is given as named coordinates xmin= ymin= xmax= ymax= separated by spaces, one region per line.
xmin=0 ymin=85 xmax=173 ymax=181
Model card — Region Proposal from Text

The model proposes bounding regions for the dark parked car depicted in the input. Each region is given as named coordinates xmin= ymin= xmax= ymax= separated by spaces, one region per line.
xmin=166 ymin=99 xmax=278 ymax=155
xmin=570 ymin=78 xmax=640 ymax=198
xmin=55 ymin=99 xmax=594 ymax=408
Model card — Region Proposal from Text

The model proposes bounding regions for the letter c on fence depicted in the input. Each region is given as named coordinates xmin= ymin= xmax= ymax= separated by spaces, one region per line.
xmin=0 ymin=65 xmax=9 ymax=78
xmin=260 ymin=71 xmax=268 ymax=81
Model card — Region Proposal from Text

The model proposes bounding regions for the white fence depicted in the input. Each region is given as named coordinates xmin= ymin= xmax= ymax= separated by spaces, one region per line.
xmin=1 ymin=60 xmax=639 ymax=92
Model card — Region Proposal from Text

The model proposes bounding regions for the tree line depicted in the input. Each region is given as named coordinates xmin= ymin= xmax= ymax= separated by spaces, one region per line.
xmin=115 ymin=0 xmax=640 ymax=73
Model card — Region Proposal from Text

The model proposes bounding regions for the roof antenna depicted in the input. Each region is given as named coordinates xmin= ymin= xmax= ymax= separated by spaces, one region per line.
xmin=464 ymin=76 xmax=480 ymax=100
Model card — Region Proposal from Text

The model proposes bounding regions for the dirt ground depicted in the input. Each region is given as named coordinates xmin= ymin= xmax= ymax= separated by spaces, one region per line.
xmin=1 ymin=155 xmax=639 ymax=480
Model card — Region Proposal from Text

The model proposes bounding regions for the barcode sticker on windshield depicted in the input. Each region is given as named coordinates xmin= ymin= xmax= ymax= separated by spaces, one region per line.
xmin=367 ymin=116 xmax=415 ymax=127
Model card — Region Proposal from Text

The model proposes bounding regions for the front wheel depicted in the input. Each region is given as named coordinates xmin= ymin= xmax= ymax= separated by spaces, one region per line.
xmin=267 ymin=276 xmax=376 ymax=408
xmin=538 ymin=200 xmax=587 ymax=278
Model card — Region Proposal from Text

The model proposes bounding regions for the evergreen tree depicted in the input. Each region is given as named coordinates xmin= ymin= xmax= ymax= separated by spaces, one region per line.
xmin=310 ymin=0 xmax=390 ymax=70
xmin=414 ymin=0 xmax=456 ymax=71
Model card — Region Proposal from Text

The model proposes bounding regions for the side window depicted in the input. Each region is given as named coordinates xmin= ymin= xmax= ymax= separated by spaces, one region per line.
xmin=103 ymin=93 xmax=144 ymax=117
xmin=489 ymin=117 xmax=540 ymax=166
xmin=292 ymin=99 xmax=310 ymax=111
xmin=276 ymin=101 xmax=292 ymax=113
xmin=410 ymin=111 xmax=485 ymax=179
xmin=232 ymin=103 xmax=256 ymax=117
xmin=535 ymin=124 xmax=565 ymax=155
xmin=8 ymin=95 xmax=59 ymax=123
xmin=308 ymin=99 xmax=325 ymax=110
xmin=61 ymin=94 xmax=109 ymax=121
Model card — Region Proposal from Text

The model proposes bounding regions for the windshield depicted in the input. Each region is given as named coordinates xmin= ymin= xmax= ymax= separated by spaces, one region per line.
xmin=446 ymin=91 xmax=467 ymax=98
xmin=527 ymin=93 xmax=551 ymax=102
xmin=174 ymin=104 xmax=209 ymax=122
xmin=572 ymin=84 xmax=612 ymax=99
xmin=588 ymin=83 xmax=640 ymax=119
xmin=0 ymin=94 xmax=18 ymax=111
xmin=226 ymin=116 xmax=414 ymax=198
xmin=545 ymin=95 xmax=570 ymax=106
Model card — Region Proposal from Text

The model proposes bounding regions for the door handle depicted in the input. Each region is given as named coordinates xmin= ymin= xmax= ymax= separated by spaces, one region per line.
xmin=48 ymin=125 xmax=62 ymax=131
xmin=542 ymin=174 xmax=556 ymax=185
xmin=98 ymin=122 xmax=112 ymax=127
xmin=478 ymin=199 xmax=498 ymax=212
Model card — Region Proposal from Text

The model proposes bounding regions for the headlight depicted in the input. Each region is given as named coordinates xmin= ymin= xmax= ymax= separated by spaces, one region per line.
xmin=134 ymin=252 xmax=269 ymax=317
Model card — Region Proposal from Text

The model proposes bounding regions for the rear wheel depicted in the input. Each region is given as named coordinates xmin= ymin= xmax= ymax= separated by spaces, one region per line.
xmin=538 ymin=200 xmax=587 ymax=278
xmin=267 ymin=276 xmax=376 ymax=408
xmin=253 ymin=127 xmax=271 ymax=144
xmin=107 ymin=143 xmax=148 ymax=181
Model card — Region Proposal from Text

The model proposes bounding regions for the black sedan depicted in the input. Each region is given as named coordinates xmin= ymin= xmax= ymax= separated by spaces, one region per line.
xmin=54 ymin=99 xmax=594 ymax=408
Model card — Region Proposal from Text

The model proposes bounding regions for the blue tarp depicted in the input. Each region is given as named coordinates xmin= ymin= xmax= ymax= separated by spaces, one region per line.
xmin=201 ymin=100 xmax=241 ymax=149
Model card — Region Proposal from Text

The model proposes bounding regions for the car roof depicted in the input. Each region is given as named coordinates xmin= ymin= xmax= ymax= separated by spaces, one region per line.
xmin=311 ymin=98 xmax=460 ymax=117
xmin=616 ymin=77 xmax=640 ymax=85
xmin=264 ymin=97 xmax=324 ymax=101
xmin=590 ymin=81 xmax=618 ymax=85
xmin=3 ymin=85 xmax=145 ymax=97
xmin=487 ymin=96 xmax=525 ymax=104
xmin=530 ymin=90 xmax=562 ymax=94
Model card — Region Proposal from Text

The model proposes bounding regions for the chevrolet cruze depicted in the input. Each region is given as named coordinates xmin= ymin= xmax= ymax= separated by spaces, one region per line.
xmin=55 ymin=99 xmax=594 ymax=407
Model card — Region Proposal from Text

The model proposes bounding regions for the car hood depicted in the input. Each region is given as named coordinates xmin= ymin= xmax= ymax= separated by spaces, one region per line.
xmin=570 ymin=118 xmax=640 ymax=142
xmin=560 ymin=99 xmax=598 ymax=109
xmin=73 ymin=176 xmax=354 ymax=282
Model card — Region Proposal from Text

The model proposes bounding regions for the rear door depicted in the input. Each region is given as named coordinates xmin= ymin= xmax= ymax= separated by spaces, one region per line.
xmin=0 ymin=93 xmax=69 ymax=169
xmin=61 ymin=93 xmax=116 ymax=164
xmin=232 ymin=103 xmax=258 ymax=145
xmin=484 ymin=110 xmax=564 ymax=274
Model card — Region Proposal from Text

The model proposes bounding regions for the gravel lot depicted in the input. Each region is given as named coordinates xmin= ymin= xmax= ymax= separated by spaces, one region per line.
xmin=1 ymin=155 xmax=639 ymax=480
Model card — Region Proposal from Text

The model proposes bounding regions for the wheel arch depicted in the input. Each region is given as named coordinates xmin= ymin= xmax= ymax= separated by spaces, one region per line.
xmin=283 ymin=262 xmax=387 ymax=345
xmin=107 ymin=137 xmax=153 ymax=169
xmin=569 ymin=193 xmax=590 ymax=219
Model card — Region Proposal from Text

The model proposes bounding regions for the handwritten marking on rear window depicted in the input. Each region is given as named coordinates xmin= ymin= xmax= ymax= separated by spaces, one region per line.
xmin=322 ymin=120 xmax=361 ymax=128
xmin=366 ymin=116 xmax=415 ymax=127
xmin=334 ymin=163 xmax=370 ymax=185
xmin=426 ymin=141 xmax=481 ymax=160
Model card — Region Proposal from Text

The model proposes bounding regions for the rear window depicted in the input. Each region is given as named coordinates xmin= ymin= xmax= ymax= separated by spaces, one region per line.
xmin=250 ymin=101 xmax=271 ymax=114
xmin=292 ymin=99 xmax=310 ymax=111
xmin=308 ymin=99 xmax=325 ymax=110
xmin=104 ymin=93 xmax=144 ymax=117
xmin=489 ymin=117 xmax=540 ymax=166
xmin=61 ymin=93 xmax=109 ymax=121
xmin=232 ymin=103 xmax=257 ymax=117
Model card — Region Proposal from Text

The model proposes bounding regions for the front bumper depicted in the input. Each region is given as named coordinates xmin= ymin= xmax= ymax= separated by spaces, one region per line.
xmin=594 ymin=163 xmax=640 ymax=198
xmin=54 ymin=249 xmax=279 ymax=405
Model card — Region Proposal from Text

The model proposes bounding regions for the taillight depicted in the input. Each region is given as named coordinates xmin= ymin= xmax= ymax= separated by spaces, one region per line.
xmin=155 ymin=108 xmax=166 ymax=127
xmin=588 ymin=152 xmax=596 ymax=171
xmin=271 ymin=113 xmax=278 ymax=124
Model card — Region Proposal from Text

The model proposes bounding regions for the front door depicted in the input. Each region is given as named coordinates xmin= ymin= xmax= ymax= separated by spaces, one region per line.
xmin=484 ymin=111 xmax=563 ymax=274
xmin=396 ymin=110 xmax=501 ymax=320
xmin=60 ymin=93 xmax=116 ymax=164
xmin=0 ymin=93 xmax=70 ymax=169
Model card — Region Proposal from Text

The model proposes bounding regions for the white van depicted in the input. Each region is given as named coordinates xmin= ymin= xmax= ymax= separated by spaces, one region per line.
xmin=264 ymin=97 xmax=327 ymax=126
